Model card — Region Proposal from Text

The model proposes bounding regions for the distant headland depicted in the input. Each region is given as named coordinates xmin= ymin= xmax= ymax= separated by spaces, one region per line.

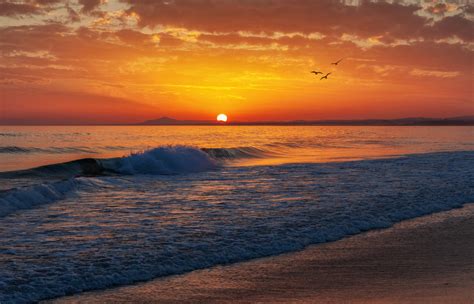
xmin=2 ymin=116 xmax=473 ymax=126
xmin=139 ymin=116 xmax=474 ymax=126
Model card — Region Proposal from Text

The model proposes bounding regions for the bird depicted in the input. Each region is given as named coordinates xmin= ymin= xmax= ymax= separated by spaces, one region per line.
xmin=311 ymin=71 xmax=323 ymax=75
xmin=331 ymin=58 xmax=344 ymax=65
xmin=320 ymin=72 xmax=331 ymax=80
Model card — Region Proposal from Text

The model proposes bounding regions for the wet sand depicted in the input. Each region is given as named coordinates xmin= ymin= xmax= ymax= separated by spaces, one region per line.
xmin=53 ymin=204 xmax=474 ymax=303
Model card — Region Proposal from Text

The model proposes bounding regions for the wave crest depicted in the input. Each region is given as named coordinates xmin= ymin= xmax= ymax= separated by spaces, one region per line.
xmin=0 ymin=146 xmax=42 ymax=153
xmin=105 ymin=146 xmax=217 ymax=175
xmin=202 ymin=146 xmax=271 ymax=159
xmin=1 ymin=145 xmax=271 ymax=180
xmin=0 ymin=179 xmax=78 ymax=217
xmin=0 ymin=146 xmax=97 ymax=154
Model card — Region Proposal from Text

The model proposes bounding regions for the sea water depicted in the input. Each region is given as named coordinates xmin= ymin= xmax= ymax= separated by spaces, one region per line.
xmin=0 ymin=126 xmax=473 ymax=302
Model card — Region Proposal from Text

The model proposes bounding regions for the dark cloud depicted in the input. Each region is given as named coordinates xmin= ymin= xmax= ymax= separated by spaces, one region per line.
xmin=0 ymin=0 xmax=64 ymax=16
xmin=115 ymin=29 xmax=151 ymax=45
xmin=463 ymin=4 xmax=474 ymax=15
xmin=78 ymin=0 xmax=101 ymax=13
xmin=0 ymin=2 xmax=39 ymax=16
xmin=123 ymin=0 xmax=472 ymax=43
xmin=428 ymin=15 xmax=474 ymax=42
xmin=425 ymin=2 xmax=450 ymax=16
xmin=34 ymin=0 xmax=62 ymax=4
xmin=66 ymin=4 xmax=80 ymax=22
xmin=125 ymin=1 xmax=404 ymax=37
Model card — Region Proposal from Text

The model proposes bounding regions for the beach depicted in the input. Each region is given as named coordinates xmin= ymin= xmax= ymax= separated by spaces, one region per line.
xmin=53 ymin=203 xmax=474 ymax=303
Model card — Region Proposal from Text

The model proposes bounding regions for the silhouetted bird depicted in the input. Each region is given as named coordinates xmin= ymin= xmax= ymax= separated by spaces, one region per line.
xmin=331 ymin=58 xmax=344 ymax=65
xmin=320 ymin=73 xmax=331 ymax=80
xmin=311 ymin=71 xmax=323 ymax=75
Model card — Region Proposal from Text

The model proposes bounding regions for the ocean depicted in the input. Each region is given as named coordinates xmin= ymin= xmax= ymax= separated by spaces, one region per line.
xmin=0 ymin=126 xmax=473 ymax=303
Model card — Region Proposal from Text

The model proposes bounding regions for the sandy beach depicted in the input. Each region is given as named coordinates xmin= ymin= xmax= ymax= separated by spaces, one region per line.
xmin=52 ymin=203 xmax=474 ymax=303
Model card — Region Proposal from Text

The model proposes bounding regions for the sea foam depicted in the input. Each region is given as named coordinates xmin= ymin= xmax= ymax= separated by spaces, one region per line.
xmin=106 ymin=146 xmax=218 ymax=174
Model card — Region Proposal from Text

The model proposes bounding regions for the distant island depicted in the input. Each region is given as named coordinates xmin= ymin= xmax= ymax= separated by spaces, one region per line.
xmin=139 ymin=116 xmax=474 ymax=126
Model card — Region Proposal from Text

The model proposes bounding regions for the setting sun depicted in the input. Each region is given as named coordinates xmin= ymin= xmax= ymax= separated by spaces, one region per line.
xmin=217 ymin=114 xmax=228 ymax=122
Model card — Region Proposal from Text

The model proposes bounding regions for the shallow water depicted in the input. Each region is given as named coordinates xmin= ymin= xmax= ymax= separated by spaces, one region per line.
xmin=0 ymin=126 xmax=473 ymax=303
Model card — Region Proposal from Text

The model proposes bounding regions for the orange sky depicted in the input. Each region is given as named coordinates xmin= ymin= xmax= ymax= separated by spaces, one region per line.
xmin=0 ymin=0 xmax=473 ymax=124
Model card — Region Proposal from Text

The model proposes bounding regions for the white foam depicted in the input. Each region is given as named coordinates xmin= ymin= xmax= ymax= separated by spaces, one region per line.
xmin=107 ymin=145 xmax=217 ymax=175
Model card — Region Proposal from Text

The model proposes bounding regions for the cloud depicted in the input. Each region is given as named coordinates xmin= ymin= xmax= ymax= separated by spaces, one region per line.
xmin=425 ymin=2 xmax=456 ymax=16
xmin=115 ymin=29 xmax=151 ymax=45
xmin=66 ymin=4 xmax=81 ymax=22
xmin=0 ymin=2 xmax=39 ymax=16
xmin=428 ymin=15 xmax=474 ymax=42
xmin=0 ymin=0 xmax=64 ymax=17
xmin=410 ymin=68 xmax=460 ymax=78
xmin=121 ymin=0 xmax=473 ymax=48
xmin=78 ymin=0 xmax=102 ymax=13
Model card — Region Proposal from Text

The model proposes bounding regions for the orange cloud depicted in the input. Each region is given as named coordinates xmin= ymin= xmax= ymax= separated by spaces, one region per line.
xmin=0 ymin=0 xmax=472 ymax=123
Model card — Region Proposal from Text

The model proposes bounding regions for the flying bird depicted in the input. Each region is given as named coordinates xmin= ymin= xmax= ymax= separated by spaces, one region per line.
xmin=320 ymin=72 xmax=331 ymax=80
xmin=311 ymin=71 xmax=323 ymax=75
xmin=331 ymin=58 xmax=344 ymax=65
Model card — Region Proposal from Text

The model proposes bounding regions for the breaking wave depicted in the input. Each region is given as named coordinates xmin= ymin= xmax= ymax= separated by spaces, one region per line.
xmin=0 ymin=145 xmax=274 ymax=179
xmin=0 ymin=178 xmax=103 ymax=218
xmin=0 ymin=146 xmax=218 ymax=216
xmin=0 ymin=145 xmax=270 ymax=217
xmin=104 ymin=146 xmax=217 ymax=175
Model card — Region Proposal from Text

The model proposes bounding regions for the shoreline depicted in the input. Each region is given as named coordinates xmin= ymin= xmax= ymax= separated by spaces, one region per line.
xmin=52 ymin=203 xmax=474 ymax=303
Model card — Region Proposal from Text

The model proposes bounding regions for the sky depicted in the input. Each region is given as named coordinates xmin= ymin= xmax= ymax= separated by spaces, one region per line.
xmin=0 ymin=0 xmax=473 ymax=124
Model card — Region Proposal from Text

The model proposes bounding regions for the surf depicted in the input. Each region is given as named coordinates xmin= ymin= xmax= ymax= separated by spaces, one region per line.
xmin=0 ymin=145 xmax=274 ymax=179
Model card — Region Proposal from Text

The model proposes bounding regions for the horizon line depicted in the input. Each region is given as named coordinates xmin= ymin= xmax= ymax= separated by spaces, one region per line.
xmin=1 ymin=115 xmax=473 ymax=126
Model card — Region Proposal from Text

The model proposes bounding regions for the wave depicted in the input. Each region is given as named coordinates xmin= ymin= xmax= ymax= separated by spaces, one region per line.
xmin=102 ymin=146 xmax=217 ymax=175
xmin=0 ymin=177 xmax=123 ymax=218
xmin=0 ymin=178 xmax=86 ymax=218
xmin=0 ymin=146 xmax=260 ymax=215
xmin=0 ymin=132 xmax=23 ymax=137
xmin=0 ymin=146 xmax=218 ymax=216
xmin=0 ymin=146 xmax=44 ymax=153
xmin=0 ymin=146 xmax=98 ymax=154
xmin=0 ymin=144 xmax=276 ymax=157
xmin=0 ymin=158 xmax=107 ymax=180
xmin=1 ymin=145 xmax=274 ymax=180
xmin=202 ymin=146 xmax=273 ymax=159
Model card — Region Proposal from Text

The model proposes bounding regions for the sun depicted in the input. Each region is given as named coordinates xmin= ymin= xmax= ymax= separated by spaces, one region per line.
xmin=216 ymin=113 xmax=228 ymax=122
